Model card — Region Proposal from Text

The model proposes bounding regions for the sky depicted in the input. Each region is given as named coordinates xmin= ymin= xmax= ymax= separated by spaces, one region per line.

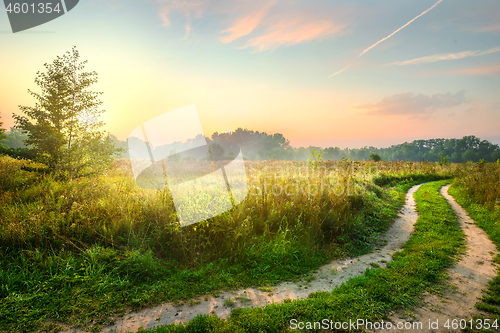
xmin=0 ymin=0 xmax=499 ymax=149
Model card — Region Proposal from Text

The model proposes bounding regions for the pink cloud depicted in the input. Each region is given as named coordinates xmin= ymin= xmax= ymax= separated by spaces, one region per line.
xmin=358 ymin=91 xmax=468 ymax=116
xmin=241 ymin=17 xmax=345 ymax=51
xmin=158 ymin=0 xmax=207 ymax=27
xmin=417 ymin=65 xmax=500 ymax=77
xmin=219 ymin=4 xmax=272 ymax=44
xmin=477 ymin=24 xmax=500 ymax=32
xmin=157 ymin=0 xmax=350 ymax=51
xmin=451 ymin=65 xmax=500 ymax=76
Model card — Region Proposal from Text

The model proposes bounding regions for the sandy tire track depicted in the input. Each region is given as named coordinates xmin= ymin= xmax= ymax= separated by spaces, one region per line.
xmin=62 ymin=184 xmax=423 ymax=333
xmin=379 ymin=184 xmax=499 ymax=333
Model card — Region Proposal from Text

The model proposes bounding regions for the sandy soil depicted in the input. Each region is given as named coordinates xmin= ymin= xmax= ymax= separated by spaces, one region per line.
xmin=59 ymin=184 xmax=422 ymax=333
xmin=379 ymin=185 xmax=499 ymax=332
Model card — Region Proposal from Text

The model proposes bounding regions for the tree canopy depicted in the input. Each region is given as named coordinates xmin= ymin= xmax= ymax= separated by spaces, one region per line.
xmin=204 ymin=130 xmax=499 ymax=162
xmin=370 ymin=153 xmax=382 ymax=162
xmin=13 ymin=47 xmax=119 ymax=177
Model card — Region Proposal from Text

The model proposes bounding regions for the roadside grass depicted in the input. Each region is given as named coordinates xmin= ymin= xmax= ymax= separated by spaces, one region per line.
xmin=0 ymin=156 xmax=452 ymax=332
xmin=449 ymin=162 xmax=500 ymax=332
xmin=142 ymin=180 xmax=466 ymax=333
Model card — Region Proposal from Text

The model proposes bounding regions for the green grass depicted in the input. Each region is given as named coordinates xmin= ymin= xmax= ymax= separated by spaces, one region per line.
xmin=142 ymin=180 xmax=466 ymax=333
xmin=0 ymin=157 xmax=452 ymax=332
xmin=449 ymin=164 xmax=500 ymax=332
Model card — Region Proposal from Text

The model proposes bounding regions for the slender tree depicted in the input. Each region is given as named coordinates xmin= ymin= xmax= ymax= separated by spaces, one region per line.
xmin=0 ymin=113 xmax=6 ymax=144
xmin=14 ymin=46 xmax=118 ymax=177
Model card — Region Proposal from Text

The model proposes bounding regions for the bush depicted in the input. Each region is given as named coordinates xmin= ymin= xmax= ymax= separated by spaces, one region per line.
xmin=369 ymin=153 xmax=381 ymax=162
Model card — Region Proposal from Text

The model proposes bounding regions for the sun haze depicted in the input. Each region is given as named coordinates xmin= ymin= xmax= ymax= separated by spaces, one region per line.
xmin=1 ymin=0 xmax=499 ymax=148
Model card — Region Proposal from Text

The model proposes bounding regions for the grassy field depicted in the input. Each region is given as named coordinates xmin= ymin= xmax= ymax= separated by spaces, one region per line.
xmin=0 ymin=156 xmax=455 ymax=332
xmin=146 ymin=162 xmax=500 ymax=333
xmin=147 ymin=180 xmax=466 ymax=332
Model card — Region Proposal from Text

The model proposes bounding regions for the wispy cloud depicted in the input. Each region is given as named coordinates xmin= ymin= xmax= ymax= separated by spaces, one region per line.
xmin=419 ymin=65 xmax=500 ymax=77
xmin=183 ymin=23 xmax=192 ymax=39
xmin=157 ymin=0 xmax=349 ymax=51
xmin=240 ymin=18 xmax=345 ymax=52
xmin=224 ymin=1 xmax=349 ymax=51
xmin=386 ymin=46 xmax=500 ymax=66
xmin=158 ymin=0 xmax=207 ymax=29
xmin=474 ymin=24 xmax=500 ymax=32
xmin=359 ymin=0 xmax=444 ymax=57
xmin=450 ymin=65 xmax=500 ymax=76
xmin=219 ymin=4 xmax=273 ymax=44
xmin=358 ymin=90 xmax=468 ymax=115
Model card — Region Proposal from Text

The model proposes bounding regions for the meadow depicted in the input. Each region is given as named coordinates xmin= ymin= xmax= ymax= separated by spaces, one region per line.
xmin=1 ymin=156 xmax=499 ymax=332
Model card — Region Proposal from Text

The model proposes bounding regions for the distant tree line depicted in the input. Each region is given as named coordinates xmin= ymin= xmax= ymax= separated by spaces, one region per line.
xmin=366 ymin=136 xmax=500 ymax=163
xmin=3 ymin=127 xmax=499 ymax=163
xmin=204 ymin=129 xmax=499 ymax=162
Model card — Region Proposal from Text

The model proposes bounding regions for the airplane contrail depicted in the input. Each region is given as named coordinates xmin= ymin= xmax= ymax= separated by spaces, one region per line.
xmin=359 ymin=0 xmax=444 ymax=57
xmin=329 ymin=0 xmax=444 ymax=78
xmin=328 ymin=65 xmax=351 ymax=78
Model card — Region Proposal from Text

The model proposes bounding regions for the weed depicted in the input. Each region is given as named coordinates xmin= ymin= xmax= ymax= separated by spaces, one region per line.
xmin=304 ymin=275 xmax=315 ymax=283
xmin=235 ymin=296 xmax=251 ymax=302
xmin=223 ymin=298 xmax=235 ymax=308
xmin=188 ymin=299 xmax=201 ymax=307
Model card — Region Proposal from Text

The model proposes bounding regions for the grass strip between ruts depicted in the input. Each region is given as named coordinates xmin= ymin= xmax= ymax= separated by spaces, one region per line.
xmin=146 ymin=180 xmax=465 ymax=333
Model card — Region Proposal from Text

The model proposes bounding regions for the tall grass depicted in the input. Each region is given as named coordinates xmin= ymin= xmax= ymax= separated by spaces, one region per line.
xmin=0 ymin=158 xmax=451 ymax=257
xmin=0 ymin=156 xmax=452 ymax=332
xmin=452 ymin=161 xmax=500 ymax=210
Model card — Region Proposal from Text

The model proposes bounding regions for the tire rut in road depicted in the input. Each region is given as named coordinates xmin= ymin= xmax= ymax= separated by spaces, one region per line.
xmin=58 ymin=184 xmax=424 ymax=333
xmin=379 ymin=184 xmax=499 ymax=333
